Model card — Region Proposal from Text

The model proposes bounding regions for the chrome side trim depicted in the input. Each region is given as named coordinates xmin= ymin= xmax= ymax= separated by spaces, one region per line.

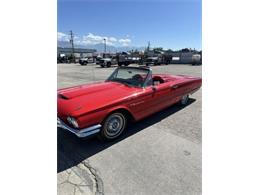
xmin=189 ymin=87 xmax=201 ymax=95
xmin=57 ymin=117 xmax=101 ymax=138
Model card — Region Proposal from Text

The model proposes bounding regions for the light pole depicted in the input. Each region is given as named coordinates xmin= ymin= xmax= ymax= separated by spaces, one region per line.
xmin=69 ymin=30 xmax=75 ymax=63
xmin=103 ymin=38 xmax=106 ymax=54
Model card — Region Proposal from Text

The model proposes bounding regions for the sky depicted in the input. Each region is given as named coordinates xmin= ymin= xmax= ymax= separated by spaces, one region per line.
xmin=58 ymin=0 xmax=202 ymax=50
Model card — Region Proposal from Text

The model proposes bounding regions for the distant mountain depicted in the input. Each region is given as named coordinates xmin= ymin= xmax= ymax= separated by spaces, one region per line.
xmin=57 ymin=41 xmax=145 ymax=53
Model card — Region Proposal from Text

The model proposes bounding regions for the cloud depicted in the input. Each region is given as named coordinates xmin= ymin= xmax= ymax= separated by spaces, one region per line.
xmin=73 ymin=36 xmax=82 ymax=45
xmin=82 ymin=33 xmax=118 ymax=46
xmin=58 ymin=32 xmax=131 ymax=46
xmin=119 ymin=38 xmax=131 ymax=46
xmin=57 ymin=32 xmax=69 ymax=42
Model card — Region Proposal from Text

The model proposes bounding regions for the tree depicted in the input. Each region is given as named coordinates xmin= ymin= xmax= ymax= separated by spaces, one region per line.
xmin=181 ymin=48 xmax=190 ymax=52
xmin=153 ymin=47 xmax=164 ymax=52
xmin=166 ymin=49 xmax=174 ymax=53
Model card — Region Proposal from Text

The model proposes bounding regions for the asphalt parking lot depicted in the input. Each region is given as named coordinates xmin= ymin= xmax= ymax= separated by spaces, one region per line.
xmin=58 ymin=63 xmax=202 ymax=195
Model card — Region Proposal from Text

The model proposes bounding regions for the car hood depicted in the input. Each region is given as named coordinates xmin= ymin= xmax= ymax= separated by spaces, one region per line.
xmin=57 ymin=81 xmax=139 ymax=117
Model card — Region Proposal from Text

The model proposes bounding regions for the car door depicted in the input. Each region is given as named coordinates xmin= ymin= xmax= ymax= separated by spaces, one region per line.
xmin=129 ymin=81 xmax=178 ymax=120
xmin=127 ymin=86 xmax=156 ymax=120
xmin=111 ymin=57 xmax=117 ymax=65
xmin=127 ymin=74 xmax=176 ymax=120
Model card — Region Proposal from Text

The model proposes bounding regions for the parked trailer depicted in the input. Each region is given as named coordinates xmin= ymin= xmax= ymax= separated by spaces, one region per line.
xmin=191 ymin=54 xmax=202 ymax=65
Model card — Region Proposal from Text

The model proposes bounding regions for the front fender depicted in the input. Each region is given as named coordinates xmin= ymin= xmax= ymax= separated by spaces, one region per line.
xmin=106 ymin=106 xmax=136 ymax=121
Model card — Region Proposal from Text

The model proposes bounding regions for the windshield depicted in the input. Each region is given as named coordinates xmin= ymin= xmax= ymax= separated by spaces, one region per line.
xmin=107 ymin=67 xmax=151 ymax=87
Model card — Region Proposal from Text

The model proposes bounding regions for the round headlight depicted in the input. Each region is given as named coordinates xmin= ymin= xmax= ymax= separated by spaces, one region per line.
xmin=67 ymin=116 xmax=79 ymax=128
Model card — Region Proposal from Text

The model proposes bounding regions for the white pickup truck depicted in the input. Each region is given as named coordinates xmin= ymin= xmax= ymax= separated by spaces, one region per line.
xmin=79 ymin=57 xmax=94 ymax=65
xmin=99 ymin=57 xmax=118 ymax=68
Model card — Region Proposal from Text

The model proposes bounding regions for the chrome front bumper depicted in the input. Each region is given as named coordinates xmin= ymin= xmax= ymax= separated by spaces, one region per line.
xmin=57 ymin=118 xmax=101 ymax=138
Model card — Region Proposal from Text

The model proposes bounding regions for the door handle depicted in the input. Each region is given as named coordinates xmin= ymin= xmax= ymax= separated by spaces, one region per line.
xmin=172 ymin=85 xmax=178 ymax=89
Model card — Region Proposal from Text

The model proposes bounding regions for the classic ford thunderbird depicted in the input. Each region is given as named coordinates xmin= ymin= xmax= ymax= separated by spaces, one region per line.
xmin=57 ymin=66 xmax=202 ymax=140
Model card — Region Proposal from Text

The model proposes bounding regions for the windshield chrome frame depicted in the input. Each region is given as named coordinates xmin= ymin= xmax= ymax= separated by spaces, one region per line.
xmin=106 ymin=66 xmax=152 ymax=88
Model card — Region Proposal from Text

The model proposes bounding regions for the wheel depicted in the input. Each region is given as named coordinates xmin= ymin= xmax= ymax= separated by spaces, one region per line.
xmin=99 ymin=112 xmax=127 ymax=141
xmin=180 ymin=94 xmax=189 ymax=105
xmin=100 ymin=64 xmax=105 ymax=68
xmin=83 ymin=62 xmax=87 ymax=65
xmin=106 ymin=62 xmax=111 ymax=67
xmin=118 ymin=63 xmax=122 ymax=66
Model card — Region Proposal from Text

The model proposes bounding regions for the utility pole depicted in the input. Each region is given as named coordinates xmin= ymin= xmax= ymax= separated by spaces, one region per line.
xmin=103 ymin=38 xmax=106 ymax=54
xmin=69 ymin=30 xmax=75 ymax=63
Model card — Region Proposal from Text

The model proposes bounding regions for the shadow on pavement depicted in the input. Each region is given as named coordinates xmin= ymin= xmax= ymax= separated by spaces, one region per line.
xmin=57 ymin=98 xmax=196 ymax=173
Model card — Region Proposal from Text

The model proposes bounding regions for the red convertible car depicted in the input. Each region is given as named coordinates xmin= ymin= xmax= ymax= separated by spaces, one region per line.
xmin=57 ymin=66 xmax=201 ymax=140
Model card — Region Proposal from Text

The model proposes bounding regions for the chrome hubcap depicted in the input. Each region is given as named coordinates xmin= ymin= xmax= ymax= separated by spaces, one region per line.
xmin=108 ymin=119 xmax=120 ymax=131
xmin=106 ymin=114 xmax=125 ymax=137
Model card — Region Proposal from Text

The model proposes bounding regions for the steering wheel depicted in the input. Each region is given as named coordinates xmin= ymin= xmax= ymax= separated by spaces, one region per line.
xmin=132 ymin=74 xmax=143 ymax=82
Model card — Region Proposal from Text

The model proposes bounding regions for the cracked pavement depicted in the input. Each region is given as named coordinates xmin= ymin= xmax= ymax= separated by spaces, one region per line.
xmin=58 ymin=63 xmax=202 ymax=195
xmin=57 ymin=160 xmax=103 ymax=195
